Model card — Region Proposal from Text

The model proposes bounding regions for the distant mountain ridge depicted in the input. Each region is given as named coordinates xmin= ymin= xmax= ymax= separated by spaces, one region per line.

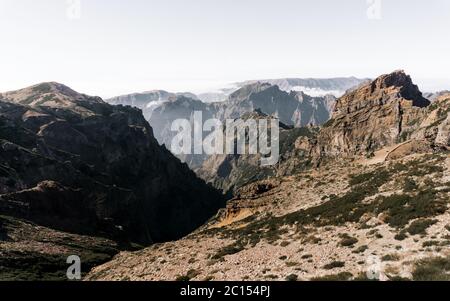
xmin=147 ymin=82 xmax=336 ymax=168
xmin=235 ymin=77 xmax=369 ymax=97
xmin=195 ymin=70 xmax=450 ymax=195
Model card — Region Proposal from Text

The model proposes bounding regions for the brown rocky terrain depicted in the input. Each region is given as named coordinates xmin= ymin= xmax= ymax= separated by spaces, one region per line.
xmin=0 ymin=83 xmax=224 ymax=280
xmin=87 ymin=152 xmax=450 ymax=281
xmin=197 ymin=71 xmax=449 ymax=195
xmin=314 ymin=71 xmax=434 ymax=160
xmin=87 ymin=71 xmax=450 ymax=281
xmin=147 ymin=83 xmax=336 ymax=169
xmin=196 ymin=110 xmax=317 ymax=196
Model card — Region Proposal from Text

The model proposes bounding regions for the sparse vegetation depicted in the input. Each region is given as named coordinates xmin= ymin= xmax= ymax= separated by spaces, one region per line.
xmin=381 ymin=254 xmax=400 ymax=262
xmin=412 ymin=256 xmax=450 ymax=281
xmin=211 ymin=242 xmax=244 ymax=260
xmin=323 ymin=261 xmax=345 ymax=270
xmin=352 ymin=245 xmax=368 ymax=254
xmin=339 ymin=234 xmax=358 ymax=247
xmin=406 ymin=219 xmax=438 ymax=235
xmin=311 ymin=272 xmax=353 ymax=281
xmin=280 ymin=241 xmax=290 ymax=247
xmin=285 ymin=274 xmax=298 ymax=281
xmin=394 ymin=230 xmax=408 ymax=241
xmin=403 ymin=178 xmax=418 ymax=192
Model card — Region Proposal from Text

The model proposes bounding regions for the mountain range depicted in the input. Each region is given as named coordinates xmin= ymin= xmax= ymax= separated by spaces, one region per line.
xmin=147 ymin=83 xmax=340 ymax=169
xmin=86 ymin=70 xmax=450 ymax=281
xmin=1 ymin=71 xmax=449 ymax=281
xmin=0 ymin=83 xmax=224 ymax=279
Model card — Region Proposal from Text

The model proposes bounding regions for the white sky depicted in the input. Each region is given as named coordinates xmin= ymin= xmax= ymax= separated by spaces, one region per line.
xmin=0 ymin=0 xmax=449 ymax=98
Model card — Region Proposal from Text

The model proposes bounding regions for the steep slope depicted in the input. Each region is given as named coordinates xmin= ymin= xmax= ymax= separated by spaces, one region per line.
xmin=196 ymin=110 xmax=317 ymax=195
xmin=314 ymin=70 xmax=433 ymax=160
xmin=87 ymin=151 xmax=450 ymax=281
xmin=0 ymin=82 xmax=225 ymax=279
xmin=148 ymin=83 xmax=335 ymax=169
xmin=86 ymin=72 xmax=450 ymax=282
xmin=107 ymin=90 xmax=199 ymax=120
xmin=215 ymin=82 xmax=335 ymax=127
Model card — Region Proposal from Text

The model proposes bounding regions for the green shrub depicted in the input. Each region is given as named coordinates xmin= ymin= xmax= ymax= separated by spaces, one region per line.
xmin=323 ymin=261 xmax=345 ymax=270
xmin=352 ymin=245 xmax=369 ymax=254
xmin=176 ymin=275 xmax=191 ymax=282
xmin=280 ymin=241 xmax=290 ymax=247
xmin=285 ymin=274 xmax=298 ymax=281
xmin=377 ymin=191 xmax=445 ymax=228
xmin=394 ymin=231 xmax=408 ymax=241
xmin=311 ymin=272 xmax=353 ymax=281
xmin=212 ymin=242 xmax=244 ymax=260
xmin=339 ymin=234 xmax=358 ymax=247
xmin=406 ymin=219 xmax=438 ymax=235
xmin=412 ymin=256 xmax=450 ymax=281
xmin=403 ymin=178 xmax=418 ymax=192
xmin=422 ymin=241 xmax=440 ymax=247
xmin=381 ymin=254 xmax=400 ymax=262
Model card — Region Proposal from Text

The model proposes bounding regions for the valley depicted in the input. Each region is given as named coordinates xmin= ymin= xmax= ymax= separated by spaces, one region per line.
xmin=1 ymin=71 xmax=449 ymax=281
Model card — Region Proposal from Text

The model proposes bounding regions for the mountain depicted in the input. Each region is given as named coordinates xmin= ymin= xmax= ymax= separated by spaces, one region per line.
xmin=235 ymin=77 xmax=369 ymax=97
xmin=313 ymin=70 xmax=434 ymax=161
xmin=87 ymin=71 xmax=450 ymax=281
xmin=196 ymin=110 xmax=317 ymax=195
xmin=195 ymin=77 xmax=368 ymax=103
xmin=107 ymin=90 xmax=199 ymax=120
xmin=106 ymin=77 xmax=366 ymax=119
xmin=215 ymin=82 xmax=335 ymax=127
xmin=423 ymin=90 xmax=450 ymax=102
xmin=0 ymin=82 xmax=224 ymax=279
xmin=148 ymin=83 xmax=336 ymax=168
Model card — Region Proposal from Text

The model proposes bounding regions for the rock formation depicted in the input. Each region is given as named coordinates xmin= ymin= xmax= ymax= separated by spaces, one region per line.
xmin=314 ymin=70 xmax=433 ymax=159
xmin=0 ymin=82 xmax=224 ymax=245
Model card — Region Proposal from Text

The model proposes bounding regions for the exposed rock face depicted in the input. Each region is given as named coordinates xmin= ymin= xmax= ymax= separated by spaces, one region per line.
xmin=314 ymin=71 xmax=433 ymax=159
xmin=147 ymin=83 xmax=335 ymax=168
xmin=414 ymin=93 xmax=450 ymax=147
xmin=214 ymin=83 xmax=335 ymax=127
xmin=0 ymin=82 xmax=224 ymax=245
xmin=107 ymin=90 xmax=199 ymax=120
xmin=196 ymin=110 xmax=316 ymax=195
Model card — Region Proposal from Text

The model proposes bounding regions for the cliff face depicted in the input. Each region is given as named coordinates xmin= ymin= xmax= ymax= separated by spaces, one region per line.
xmin=196 ymin=111 xmax=316 ymax=196
xmin=196 ymin=71 xmax=449 ymax=197
xmin=314 ymin=71 xmax=433 ymax=158
xmin=148 ymin=83 xmax=335 ymax=169
xmin=0 ymin=83 xmax=224 ymax=245
xmin=214 ymin=83 xmax=335 ymax=128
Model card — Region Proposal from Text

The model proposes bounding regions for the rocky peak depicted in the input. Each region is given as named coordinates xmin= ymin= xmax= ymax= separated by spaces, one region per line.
xmin=0 ymin=83 xmax=224 ymax=245
xmin=314 ymin=71 xmax=435 ymax=159
xmin=2 ymin=82 xmax=102 ymax=104
xmin=0 ymin=82 xmax=105 ymax=118
xmin=228 ymin=82 xmax=274 ymax=103
xmin=334 ymin=70 xmax=430 ymax=116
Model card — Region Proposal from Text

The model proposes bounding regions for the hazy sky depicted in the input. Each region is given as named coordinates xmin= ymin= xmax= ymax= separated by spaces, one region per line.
xmin=0 ymin=0 xmax=449 ymax=98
